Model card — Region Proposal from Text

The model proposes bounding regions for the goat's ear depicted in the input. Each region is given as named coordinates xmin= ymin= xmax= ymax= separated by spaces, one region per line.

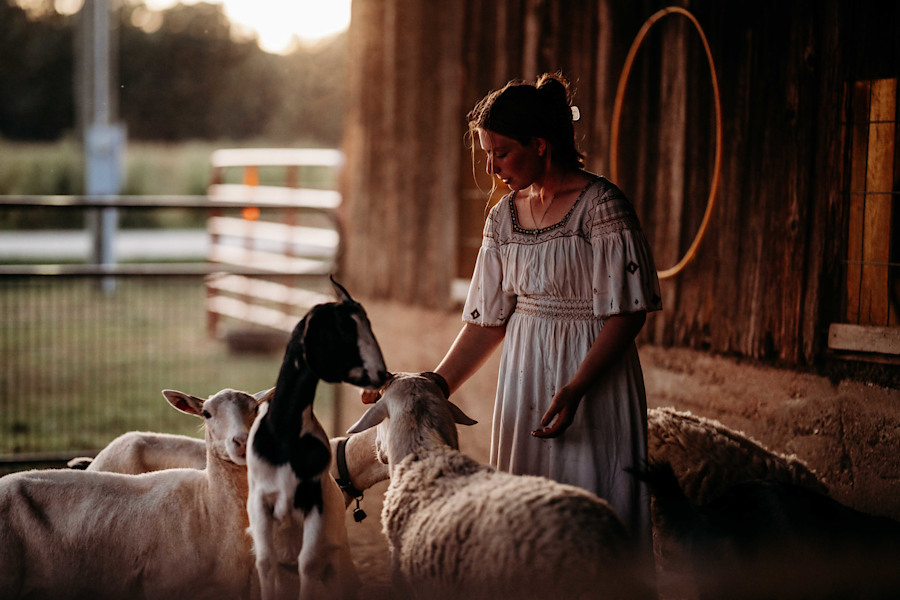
xmin=347 ymin=402 xmax=389 ymax=434
xmin=163 ymin=389 xmax=205 ymax=417
xmin=254 ymin=387 xmax=275 ymax=402
xmin=448 ymin=400 xmax=478 ymax=426
xmin=330 ymin=276 xmax=353 ymax=303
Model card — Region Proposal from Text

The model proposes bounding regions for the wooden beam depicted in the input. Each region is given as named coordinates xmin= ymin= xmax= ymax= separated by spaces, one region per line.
xmin=828 ymin=323 xmax=900 ymax=355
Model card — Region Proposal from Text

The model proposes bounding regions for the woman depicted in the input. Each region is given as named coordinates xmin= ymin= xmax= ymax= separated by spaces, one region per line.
xmin=368 ymin=73 xmax=661 ymax=549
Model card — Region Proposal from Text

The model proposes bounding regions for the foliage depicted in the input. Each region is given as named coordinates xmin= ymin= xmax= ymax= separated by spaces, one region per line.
xmin=0 ymin=137 xmax=84 ymax=195
xmin=0 ymin=0 xmax=347 ymax=145
xmin=0 ymin=1 xmax=75 ymax=140
xmin=0 ymin=139 xmax=222 ymax=229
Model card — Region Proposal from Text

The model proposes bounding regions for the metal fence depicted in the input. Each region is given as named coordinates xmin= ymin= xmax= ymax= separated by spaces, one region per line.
xmin=0 ymin=193 xmax=341 ymax=472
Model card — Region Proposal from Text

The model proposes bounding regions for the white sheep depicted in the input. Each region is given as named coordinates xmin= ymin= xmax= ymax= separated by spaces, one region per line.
xmin=67 ymin=430 xmax=206 ymax=473
xmin=0 ymin=388 xmax=261 ymax=600
xmin=67 ymin=427 xmax=388 ymax=512
xmin=646 ymin=407 xmax=827 ymax=569
xmin=247 ymin=278 xmax=388 ymax=600
xmin=67 ymin=388 xmax=273 ymax=474
xmin=647 ymin=407 xmax=826 ymax=505
xmin=348 ymin=372 xmax=652 ymax=600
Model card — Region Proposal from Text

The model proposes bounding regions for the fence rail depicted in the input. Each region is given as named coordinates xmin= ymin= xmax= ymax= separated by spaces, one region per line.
xmin=0 ymin=194 xmax=334 ymax=208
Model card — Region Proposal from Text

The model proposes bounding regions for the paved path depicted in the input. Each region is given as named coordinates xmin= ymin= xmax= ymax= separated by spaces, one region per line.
xmin=0 ymin=230 xmax=208 ymax=262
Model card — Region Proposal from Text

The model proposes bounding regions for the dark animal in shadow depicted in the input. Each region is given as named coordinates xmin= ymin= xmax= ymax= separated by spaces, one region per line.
xmin=632 ymin=460 xmax=900 ymax=600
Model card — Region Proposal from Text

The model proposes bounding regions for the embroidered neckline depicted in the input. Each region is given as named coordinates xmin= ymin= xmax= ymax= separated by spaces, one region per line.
xmin=509 ymin=176 xmax=598 ymax=235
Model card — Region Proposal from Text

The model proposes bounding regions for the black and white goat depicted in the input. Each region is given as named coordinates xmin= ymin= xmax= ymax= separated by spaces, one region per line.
xmin=247 ymin=278 xmax=388 ymax=600
xmin=634 ymin=460 xmax=900 ymax=600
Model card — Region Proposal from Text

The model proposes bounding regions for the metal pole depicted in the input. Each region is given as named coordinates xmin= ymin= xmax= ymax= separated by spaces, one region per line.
xmin=81 ymin=0 xmax=124 ymax=293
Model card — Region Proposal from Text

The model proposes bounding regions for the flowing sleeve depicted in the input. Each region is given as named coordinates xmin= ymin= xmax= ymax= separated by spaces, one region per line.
xmin=462 ymin=203 xmax=516 ymax=326
xmin=591 ymin=184 xmax=663 ymax=319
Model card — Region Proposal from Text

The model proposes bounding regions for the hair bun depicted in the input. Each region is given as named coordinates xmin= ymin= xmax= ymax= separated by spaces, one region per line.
xmin=535 ymin=73 xmax=571 ymax=105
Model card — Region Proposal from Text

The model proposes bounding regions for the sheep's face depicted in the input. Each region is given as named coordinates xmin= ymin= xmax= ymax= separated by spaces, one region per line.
xmin=347 ymin=373 xmax=477 ymax=467
xmin=163 ymin=388 xmax=260 ymax=466
xmin=201 ymin=389 xmax=261 ymax=465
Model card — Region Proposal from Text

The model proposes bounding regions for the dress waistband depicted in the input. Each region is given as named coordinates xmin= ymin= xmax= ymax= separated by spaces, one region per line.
xmin=514 ymin=296 xmax=598 ymax=321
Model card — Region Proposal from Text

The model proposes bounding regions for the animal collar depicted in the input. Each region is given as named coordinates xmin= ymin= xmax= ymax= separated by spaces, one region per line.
xmin=336 ymin=437 xmax=367 ymax=522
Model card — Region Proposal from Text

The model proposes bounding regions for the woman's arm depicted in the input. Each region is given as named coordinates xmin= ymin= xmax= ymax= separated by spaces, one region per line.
xmin=360 ymin=322 xmax=506 ymax=404
xmin=434 ymin=322 xmax=507 ymax=395
xmin=532 ymin=310 xmax=646 ymax=438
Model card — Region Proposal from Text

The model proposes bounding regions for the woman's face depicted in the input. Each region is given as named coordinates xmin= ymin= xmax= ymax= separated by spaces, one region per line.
xmin=477 ymin=129 xmax=544 ymax=191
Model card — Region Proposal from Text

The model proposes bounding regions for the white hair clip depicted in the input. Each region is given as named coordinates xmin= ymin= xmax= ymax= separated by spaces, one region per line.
xmin=571 ymin=105 xmax=581 ymax=122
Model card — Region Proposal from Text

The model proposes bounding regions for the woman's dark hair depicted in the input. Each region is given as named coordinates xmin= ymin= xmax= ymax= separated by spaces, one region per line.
xmin=467 ymin=72 xmax=584 ymax=170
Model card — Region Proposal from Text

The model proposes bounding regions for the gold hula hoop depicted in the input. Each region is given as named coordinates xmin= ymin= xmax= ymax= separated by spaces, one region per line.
xmin=610 ymin=6 xmax=722 ymax=279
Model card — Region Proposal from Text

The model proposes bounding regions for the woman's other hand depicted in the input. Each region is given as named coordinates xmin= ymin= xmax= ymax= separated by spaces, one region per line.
xmin=532 ymin=385 xmax=583 ymax=438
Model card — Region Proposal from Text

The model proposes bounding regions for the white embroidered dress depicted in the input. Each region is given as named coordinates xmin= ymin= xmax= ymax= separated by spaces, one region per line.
xmin=463 ymin=175 xmax=662 ymax=542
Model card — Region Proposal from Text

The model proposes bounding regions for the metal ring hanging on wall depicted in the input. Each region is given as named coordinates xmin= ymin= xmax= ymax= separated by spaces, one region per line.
xmin=610 ymin=6 xmax=723 ymax=279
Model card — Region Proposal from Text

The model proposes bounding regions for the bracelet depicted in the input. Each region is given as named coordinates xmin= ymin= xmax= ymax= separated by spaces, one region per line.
xmin=422 ymin=371 xmax=451 ymax=399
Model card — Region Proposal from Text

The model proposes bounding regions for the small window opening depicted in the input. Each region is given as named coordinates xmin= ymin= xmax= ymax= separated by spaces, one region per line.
xmin=830 ymin=78 xmax=900 ymax=358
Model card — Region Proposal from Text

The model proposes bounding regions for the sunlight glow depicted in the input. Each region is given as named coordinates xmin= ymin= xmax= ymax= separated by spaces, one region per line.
xmin=222 ymin=0 xmax=350 ymax=52
xmin=45 ymin=0 xmax=351 ymax=54
xmin=148 ymin=0 xmax=350 ymax=53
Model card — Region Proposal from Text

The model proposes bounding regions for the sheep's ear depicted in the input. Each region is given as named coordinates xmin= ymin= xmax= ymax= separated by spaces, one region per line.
xmin=448 ymin=400 xmax=478 ymax=426
xmin=347 ymin=402 xmax=389 ymax=434
xmin=163 ymin=389 xmax=205 ymax=417
xmin=330 ymin=276 xmax=353 ymax=303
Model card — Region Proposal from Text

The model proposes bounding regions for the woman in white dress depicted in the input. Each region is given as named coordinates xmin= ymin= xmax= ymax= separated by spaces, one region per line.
xmin=367 ymin=73 xmax=661 ymax=554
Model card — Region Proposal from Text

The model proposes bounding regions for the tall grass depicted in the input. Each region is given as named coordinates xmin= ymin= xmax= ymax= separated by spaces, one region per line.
xmin=0 ymin=138 xmax=220 ymax=197
xmin=0 ymin=139 xmax=217 ymax=230
xmin=0 ymin=139 xmax=86 ymax=223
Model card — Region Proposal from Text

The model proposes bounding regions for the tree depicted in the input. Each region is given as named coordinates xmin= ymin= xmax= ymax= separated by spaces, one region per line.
xmin=1 ymin=0 xmax=347 ymax=145
xmin=0 ymin=0 xmax=75 ymax=140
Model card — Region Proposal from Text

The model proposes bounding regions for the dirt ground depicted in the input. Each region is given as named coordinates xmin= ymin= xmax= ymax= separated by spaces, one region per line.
xmin=334 ymin=299 xmax=900 ymax=599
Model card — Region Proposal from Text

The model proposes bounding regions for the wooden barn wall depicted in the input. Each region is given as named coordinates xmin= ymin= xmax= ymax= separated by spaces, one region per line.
xmin=340 ymin=0 xmax=877 ymax=365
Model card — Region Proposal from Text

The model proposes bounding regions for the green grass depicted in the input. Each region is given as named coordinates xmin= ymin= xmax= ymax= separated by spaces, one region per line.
xmin=0 ymin=277 xmax=336 ymax=466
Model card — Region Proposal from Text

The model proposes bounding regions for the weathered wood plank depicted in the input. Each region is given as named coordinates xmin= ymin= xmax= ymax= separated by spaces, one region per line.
xmin=207 ymin=275 xmax=332 ymax=309
xmin=828 ymin=323 xmax=900 ymax=355
xmin=208 ymin=246 xmax=332 ymax=274
xmin=207 ymin=217 xmax=339 ymax=256
xmin=802 ymin=0 xmax=845 ymax=363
